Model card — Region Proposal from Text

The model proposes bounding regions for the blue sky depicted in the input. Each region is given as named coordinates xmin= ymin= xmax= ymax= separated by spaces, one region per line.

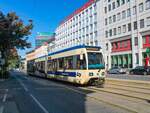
xmin=0 ymin=0 xmax=88 ymax=58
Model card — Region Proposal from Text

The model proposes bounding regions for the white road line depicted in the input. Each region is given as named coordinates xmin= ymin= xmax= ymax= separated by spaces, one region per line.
xmin=2 ymin=94 xmax=7 ymax=102
xmin=30 ymin=94 xmax=49 ymax=113
xmin=14 ymin=76 xmax=29 ymax=92
xmin=19 ymin=80 xmax=29 ymax=92
xmin=17 ymin=79 xmax=29 ymax=92
xmin=0 ymin=106 xmax=4 ymax=113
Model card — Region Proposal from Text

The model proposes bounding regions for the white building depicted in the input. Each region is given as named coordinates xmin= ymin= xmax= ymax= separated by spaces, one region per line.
xmin=103 ymin=0 xmax=150 ymax=69
xmin=54 ymin=0 xmax=150 ymax=69
xmin=55 ymin=0 xmax=99 ymax=51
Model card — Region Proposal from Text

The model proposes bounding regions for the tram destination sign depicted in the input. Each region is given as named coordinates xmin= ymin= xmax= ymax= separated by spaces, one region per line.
xmin=86 ymin=47 xmax=100 ymax=51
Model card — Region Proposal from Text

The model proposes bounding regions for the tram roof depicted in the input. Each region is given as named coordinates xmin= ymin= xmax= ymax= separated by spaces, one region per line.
xmin=48 ymin=45 xmax=101 ymax=56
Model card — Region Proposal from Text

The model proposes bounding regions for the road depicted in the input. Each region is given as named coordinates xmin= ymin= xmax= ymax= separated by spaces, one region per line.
xmin=0 ymin=71 xmax=130 ymax=113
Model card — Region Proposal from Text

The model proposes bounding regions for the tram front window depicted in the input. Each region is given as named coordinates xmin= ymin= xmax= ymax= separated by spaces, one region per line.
xmin=88 ymin=52 xmax=105 ymax=69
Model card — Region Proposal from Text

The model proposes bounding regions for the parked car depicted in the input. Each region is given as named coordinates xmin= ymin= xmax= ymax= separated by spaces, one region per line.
xmin=130 ymin=66 xmax=150 ymax=75
xmin=108 ymin=67 xmax=126 ymax=74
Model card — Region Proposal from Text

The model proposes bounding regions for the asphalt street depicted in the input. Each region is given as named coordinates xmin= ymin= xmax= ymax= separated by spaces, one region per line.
xmin=0 ymin=71 xmax=132 ymax=113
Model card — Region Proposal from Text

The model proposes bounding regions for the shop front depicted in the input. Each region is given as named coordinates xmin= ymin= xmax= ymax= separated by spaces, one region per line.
xmin=111 ymin=54 xmax=132 ymax=68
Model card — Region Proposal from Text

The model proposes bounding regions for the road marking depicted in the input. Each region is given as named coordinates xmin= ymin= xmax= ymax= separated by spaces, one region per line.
xmin=17 ymin=79 xmax=29 ymax=92
xmin=0 ymin=106 xmax=4 ymax=113
xmin=30 ymin=94 xmax=49 ymax=113
xmin=2 ymin=94 xmax=7 ymax=102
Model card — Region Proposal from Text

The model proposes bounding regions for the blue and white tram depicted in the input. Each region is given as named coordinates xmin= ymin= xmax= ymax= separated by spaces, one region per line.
xmin=47 ymin=45 xmax=105 ymax=86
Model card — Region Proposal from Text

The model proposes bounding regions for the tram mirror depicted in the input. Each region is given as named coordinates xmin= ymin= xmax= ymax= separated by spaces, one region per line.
xmin=80 ymin=54 xmax=83 ymax=60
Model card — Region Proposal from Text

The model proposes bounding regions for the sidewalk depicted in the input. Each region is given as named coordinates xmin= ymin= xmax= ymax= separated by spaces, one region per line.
xmin=0 ymin=78 xmax=19 ymax=113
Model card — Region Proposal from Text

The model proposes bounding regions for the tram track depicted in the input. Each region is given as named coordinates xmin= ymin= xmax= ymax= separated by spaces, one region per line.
xmin=77 ymin=79 xmax=150 ymax=113
xmin=47 ymin=81 xmax=150 ymax=113
xmin=78 ymin=86 xmax=150 ymax=113
xmin=104 ymin=84 xmax=150 ymax=95
xmin=24 ymin=75 xmax=150 ymax=113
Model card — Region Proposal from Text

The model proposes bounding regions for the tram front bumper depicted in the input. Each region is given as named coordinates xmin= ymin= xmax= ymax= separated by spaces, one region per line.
xmin=88 ymin=77 xmax=105 ymax=86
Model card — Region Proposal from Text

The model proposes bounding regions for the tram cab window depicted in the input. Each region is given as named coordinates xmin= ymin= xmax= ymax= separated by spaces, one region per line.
xmin=88 ymin=52 xmax=105 ymax=69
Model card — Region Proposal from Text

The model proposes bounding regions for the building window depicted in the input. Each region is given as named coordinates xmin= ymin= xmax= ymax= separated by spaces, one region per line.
xmin=112 ymin=2 xmax=116 ymax=9
xmin=136 ymin=53 xmax=139 ymax=64
xmin=134 ymin=21 xmax=137 ymax=30
xmin=139 ymin=3 xmax=144 ymax=12
xmin=128 ymin=23 xmax=131 ymax=31
xmin=105 ymin=18 xmax=108 ymax=25
xmin=146 ymin=17 xmax=150 ymax=26
xmin=117 ymin=0 xmax=120 ymax=7
xmin=108 ymin=4 xmax=111 ymax=11
xmin=121 ymin=0 xmax=125 ymax=5
xmin=105 ymin=31 xmax=108 ymax=38
xmin=127 ymin=8 xmax=131 ymax=17
xmin=118 ymin=27 xmax=121 ymax=34
xmin=113 ymin=15 xmax=116 ymax=22
xmin=133 ymin=6 xmax=137 ymax=15
xmin=104 ymin=7 xmax=107 ymax=13
xmin=113 ymin=28 xmax=117 ymax=35
xmin=94 ymin=31 xmax=97 ymax=38
xmin=117 ymin=13 xmax=121 ymax=21
xmin=109 ymin=29 xmax=112 ymax=37
xmin=146 ymin=0 xmax=150 ymax=10
xmin=109 ymin=16 xmax=112 ymax=24
xmin=122 ymin=10 xmax=126 ymax=19
xmin=134 ymin=37 xmax=138 ymax=46
xmin=143 ymin=37 xmax=146 ymax=44
xmin=124 ymin=41 xmax=128 ymax=47
xmin=106 ymin=43 xmax=108 ymax=50
xmin=123 ymin=25 xmax=126 ymax=33
xmin=95 ymin=40 xmax=98 ymax=46
xmin=140 ymin=19 xmax=145 ymax=28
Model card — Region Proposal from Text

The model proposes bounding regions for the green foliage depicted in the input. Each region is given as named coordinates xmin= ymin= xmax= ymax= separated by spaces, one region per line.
xmin=0 ymin=11 xmax=33 ymax=78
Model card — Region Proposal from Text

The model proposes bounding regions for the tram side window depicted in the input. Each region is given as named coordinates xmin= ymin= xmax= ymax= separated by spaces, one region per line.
xmin=76 ymin=55 xmax=86 ymax=70
xmin=65 ymin=56 xmax=73 ymax=69
xmin=48 ymin=61 xmax=53 ymax=71
xmin=58 ymin=58 xmax=64 ymax=69
xmin=53 ymin=60 xmax=58 ymax=71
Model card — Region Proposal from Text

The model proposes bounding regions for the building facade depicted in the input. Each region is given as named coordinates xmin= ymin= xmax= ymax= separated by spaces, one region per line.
xmin=103 ymin=0 xmax=150 ymax=69
xmin=54 ymin=0 xmax=150 ymax=69
xmin=55 ymin=0 xmax=99 ymax=51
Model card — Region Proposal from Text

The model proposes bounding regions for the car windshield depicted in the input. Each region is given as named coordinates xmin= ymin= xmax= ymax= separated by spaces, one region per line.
xmin=88 ymin=52 xmax=105 ymax=69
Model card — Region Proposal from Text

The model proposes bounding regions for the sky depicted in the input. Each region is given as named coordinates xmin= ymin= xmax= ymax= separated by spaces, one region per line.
xmin=0 ymin=0 xmax=88 ymax=58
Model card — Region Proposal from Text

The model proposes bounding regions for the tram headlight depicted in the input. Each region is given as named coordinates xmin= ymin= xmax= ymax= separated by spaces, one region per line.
xmin=77 ymin=73 xmax=81 ymax=77
xmin=89 ymin=72 xmax=93 ymax=76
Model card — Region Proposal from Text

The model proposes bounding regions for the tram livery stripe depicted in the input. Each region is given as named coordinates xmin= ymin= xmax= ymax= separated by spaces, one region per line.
xmin=47 ymin=71 xmax=76 ymax=77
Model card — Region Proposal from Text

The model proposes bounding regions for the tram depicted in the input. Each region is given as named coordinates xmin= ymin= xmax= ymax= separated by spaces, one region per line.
xmin=47 ymin=45 xmax=105 ymax=86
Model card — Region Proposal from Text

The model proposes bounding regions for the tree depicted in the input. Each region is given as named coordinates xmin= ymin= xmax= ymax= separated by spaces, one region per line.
xmin=7 ymin=48 xmax=20 ymax=69
xmin=0 ymin=11 xmax=33 ymax=78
